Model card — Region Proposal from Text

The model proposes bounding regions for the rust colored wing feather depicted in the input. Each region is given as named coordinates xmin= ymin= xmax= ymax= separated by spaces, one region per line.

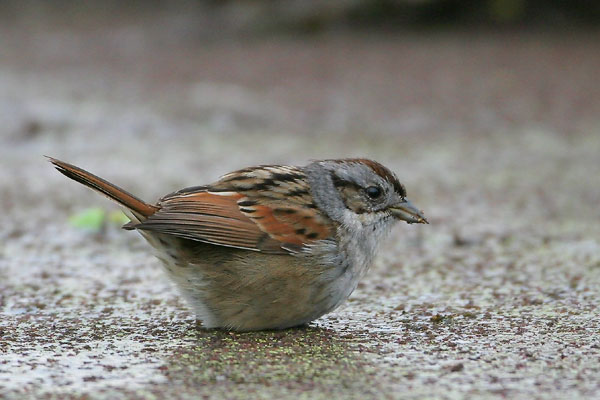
xmin=136 ymin=192 xmax=284 ymax=253
xmin=135 ymin=185 xmax=332 ymax=254
xmin=245 ymin=204 xmax=331 ymax=249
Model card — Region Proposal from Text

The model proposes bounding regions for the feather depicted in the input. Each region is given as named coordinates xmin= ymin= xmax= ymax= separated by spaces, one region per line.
xmin=133 ymin=167 xmax=333 ymax=254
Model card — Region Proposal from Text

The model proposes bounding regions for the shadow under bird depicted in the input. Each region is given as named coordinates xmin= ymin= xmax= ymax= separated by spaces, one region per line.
xmin=48 ymin=157 xmax=427 ymax=331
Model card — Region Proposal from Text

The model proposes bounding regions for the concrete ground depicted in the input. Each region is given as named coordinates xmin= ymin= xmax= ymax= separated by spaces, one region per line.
xmin=1 ymin=10 xmax=600 ymax=400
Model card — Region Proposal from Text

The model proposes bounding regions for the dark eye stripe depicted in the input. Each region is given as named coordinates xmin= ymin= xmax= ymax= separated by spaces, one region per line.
xmin=331 ymin=173 xmax=362 ymax=190
xmin=337 ymin=158 xmax=406 ymax=196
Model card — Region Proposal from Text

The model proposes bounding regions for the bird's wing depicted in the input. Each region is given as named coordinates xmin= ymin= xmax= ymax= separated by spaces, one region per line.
xmin=133 ymin=166 xmax=333 ymax=254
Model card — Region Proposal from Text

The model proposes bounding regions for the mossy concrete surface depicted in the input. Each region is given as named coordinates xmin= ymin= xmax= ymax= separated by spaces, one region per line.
xmin=1 ymin=12 xmax=600 ymax=400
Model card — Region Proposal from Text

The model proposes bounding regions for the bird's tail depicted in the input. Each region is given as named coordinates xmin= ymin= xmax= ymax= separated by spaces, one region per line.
xmin=47 ymin=157 xmax=159 ymax=221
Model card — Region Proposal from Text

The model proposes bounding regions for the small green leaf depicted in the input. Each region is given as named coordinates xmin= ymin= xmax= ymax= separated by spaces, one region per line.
xmin=68 ymin=207 xmax=106 ymax=231
xmin=108 ymin=210 xmax=130 ymax=225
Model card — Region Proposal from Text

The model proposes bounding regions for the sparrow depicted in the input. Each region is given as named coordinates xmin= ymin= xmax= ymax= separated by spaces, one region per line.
xmin=48 ymin=157 xmax=428 ymax=331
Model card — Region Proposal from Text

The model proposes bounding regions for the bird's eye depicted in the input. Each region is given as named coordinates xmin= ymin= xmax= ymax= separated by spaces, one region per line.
xmin=365 ymin=186 xmax=382 ymax=199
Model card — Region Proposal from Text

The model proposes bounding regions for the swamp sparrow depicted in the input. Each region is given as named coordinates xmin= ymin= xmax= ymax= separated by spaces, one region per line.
xmin=49 ymin=157 xmax=427 ymax=331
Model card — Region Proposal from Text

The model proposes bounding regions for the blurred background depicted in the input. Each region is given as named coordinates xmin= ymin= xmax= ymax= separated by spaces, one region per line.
xmin=2 ymin=0 xmax=599 ymax=228
xmin=1 ymin=1 xmax=600 ymax=398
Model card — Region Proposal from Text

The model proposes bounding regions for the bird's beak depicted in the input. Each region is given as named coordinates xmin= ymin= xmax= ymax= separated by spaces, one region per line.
xmin=390 ymin=199 xmax=428 ymax=224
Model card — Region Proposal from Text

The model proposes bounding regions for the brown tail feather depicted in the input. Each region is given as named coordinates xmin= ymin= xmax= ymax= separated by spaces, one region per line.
xmin=47 ymin=157 xmax=159 ymax=219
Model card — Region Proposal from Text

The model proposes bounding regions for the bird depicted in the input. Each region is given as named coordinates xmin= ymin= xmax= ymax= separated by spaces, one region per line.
xmin=48 ymin=157 xmax=428 ymax=331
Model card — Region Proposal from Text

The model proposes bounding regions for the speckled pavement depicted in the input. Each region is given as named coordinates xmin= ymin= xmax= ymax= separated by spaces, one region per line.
xmin=1 ymin=13 xmax=600 ymax=399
